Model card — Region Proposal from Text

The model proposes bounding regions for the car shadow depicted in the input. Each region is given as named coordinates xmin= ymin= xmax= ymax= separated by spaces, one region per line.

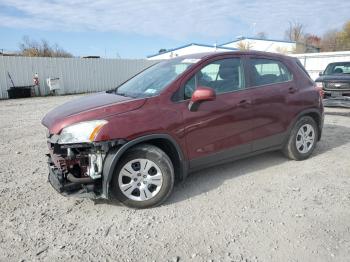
xmin=93 ymin=123 xmax=350 ymax=208
xmin=167 ymin=151 xmax=285 ymax=205
xmin=312 ymin=123 xmax=350 ymax=156
xmin=167 ymin=123 xmax=350 ymax=206
xmin=93 ymin=198 xmax=124 ymax=207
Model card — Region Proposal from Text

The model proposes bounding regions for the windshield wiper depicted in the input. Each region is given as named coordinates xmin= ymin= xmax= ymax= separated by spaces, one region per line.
xmin=115 ymin=90 xmax=138 ymax=98
xmin=115 ymin=90 xmax=129 ymax=97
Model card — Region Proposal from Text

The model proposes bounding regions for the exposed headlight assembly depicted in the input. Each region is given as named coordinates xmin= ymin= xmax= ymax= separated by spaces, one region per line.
xmin=58 ymin=120 xmax=108 ymax=144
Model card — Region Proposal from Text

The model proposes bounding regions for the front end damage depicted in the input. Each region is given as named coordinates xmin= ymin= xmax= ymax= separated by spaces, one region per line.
xmin=47 ymin=134 xmax=124 ymax=199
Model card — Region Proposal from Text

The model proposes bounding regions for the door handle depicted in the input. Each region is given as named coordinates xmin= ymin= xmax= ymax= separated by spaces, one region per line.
xmin=238 ymin=99 xmax=251 ymax=107
xmin=288 ymin=86 xmax=297 ymax=94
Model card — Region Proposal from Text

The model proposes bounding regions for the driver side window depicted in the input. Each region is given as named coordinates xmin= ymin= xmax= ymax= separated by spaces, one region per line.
xmin=184 ymin=58 xmax=245 ymax=100
xmin=184 ymin=75 xmax=196 ymax=100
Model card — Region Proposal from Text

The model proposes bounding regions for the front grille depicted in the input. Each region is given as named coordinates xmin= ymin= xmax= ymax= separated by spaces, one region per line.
xmin=325 ymin=82 xmax=350 ymax=90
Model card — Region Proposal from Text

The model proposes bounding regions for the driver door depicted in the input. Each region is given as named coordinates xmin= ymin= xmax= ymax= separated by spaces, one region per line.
xmin=178 ymin=56 xmax=256 ymax=169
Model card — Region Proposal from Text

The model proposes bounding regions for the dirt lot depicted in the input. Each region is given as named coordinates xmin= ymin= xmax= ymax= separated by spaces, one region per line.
xmin=0 ymin=95 xmax=349 ymax=262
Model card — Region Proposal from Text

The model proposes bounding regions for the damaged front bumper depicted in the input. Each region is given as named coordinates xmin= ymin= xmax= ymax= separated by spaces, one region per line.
xmin=48 ymin=156 xmax=102 ymax=199
xmin=46 ymin=136 xmax=125 ymax=199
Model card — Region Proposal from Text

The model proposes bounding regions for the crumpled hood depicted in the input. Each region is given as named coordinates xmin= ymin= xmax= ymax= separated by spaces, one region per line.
xmin=42 ymin=92 xmax=146 ymax=134
xmin=316 ymin=74 xmax=350 ymax=82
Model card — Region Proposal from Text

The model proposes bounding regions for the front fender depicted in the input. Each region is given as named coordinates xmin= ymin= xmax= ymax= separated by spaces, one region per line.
xmin=101 ymin=134 xmax=187 ymax=199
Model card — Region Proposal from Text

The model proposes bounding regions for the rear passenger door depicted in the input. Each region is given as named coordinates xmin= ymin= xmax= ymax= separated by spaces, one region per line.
xmin=246 ymin=56 xmax=295 ymax=151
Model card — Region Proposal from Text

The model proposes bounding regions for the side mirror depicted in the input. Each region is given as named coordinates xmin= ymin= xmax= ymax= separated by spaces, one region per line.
xmin=319 ymin=72 xmax=323 ymax=76
xmin=188 ymin=86 xmax=216 ymax=112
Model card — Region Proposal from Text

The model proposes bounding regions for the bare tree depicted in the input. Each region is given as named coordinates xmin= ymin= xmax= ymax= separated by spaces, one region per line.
xmin=18 ymin=36 xmax=73 ymax=58
xmin=285 ymin=21 xmax=304 ymax=42
xmin=237 ymin=41 xmax=253 ymax=50
xmin=320 ymin=30 xmax=340 ymax=51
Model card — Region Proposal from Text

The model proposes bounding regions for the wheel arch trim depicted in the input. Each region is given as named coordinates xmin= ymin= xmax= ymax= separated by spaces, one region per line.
xmin=101 ymin=134 xmax=187 ymax=199
xmin=288 ymin=108 xmax=324 ymax=141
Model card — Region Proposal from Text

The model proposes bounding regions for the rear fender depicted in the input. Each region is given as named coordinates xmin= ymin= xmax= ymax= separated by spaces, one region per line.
xmin=285 ymin=108 xmax=324 ymax=144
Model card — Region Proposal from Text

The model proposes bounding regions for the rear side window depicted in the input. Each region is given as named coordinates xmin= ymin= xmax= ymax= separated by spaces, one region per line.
xmin=249 ymin=58 xmax=292 ymax=86
xmin=296 ymin=59 xmax=311 ymax=78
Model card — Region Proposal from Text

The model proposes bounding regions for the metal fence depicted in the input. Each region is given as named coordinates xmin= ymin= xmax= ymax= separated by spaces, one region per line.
xmin=0 ymin=56 xmax=157 ymax=99
xmin=2 ymin=51 xmax=350 ymax=99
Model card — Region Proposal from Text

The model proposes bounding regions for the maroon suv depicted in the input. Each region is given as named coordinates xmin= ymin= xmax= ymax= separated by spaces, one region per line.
xmin=42 ymin=51 xmax=324 ymax=208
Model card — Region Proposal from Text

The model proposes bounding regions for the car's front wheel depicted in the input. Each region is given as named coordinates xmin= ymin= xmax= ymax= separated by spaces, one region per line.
xmin=111 ymin=144 xmax=174 ymax=208
xmin=283 ymin=116 xmax=318 ymax=160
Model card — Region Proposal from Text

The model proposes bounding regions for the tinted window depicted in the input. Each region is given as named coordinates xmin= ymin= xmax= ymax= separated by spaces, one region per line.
xmin=324 ymin=62 xmax=350 ymax=75
xmin=249 ymin=58 xmax=292 ymax=86
xmin=184 ymin=58 xmax=245 ymax=99
xmin=296 ymin=60 xmax=311 ymax=78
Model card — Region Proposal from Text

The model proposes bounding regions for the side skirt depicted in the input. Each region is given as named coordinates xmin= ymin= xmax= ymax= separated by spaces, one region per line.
xmin=188 ymin=131 xmax=288 ymax=173
xmin=188 ymin=144 xmax=282 ymax=173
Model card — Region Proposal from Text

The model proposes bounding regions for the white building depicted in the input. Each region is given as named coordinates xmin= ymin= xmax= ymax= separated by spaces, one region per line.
xmin=220 ymin=37 xmax=296 ymax=54
xmin=147 ymin=43 xmax=237 ymax=60
xmin=147 ymin=37 xmax=299 ymax=60
xmin=291 ymin=51 xmax=350 ymax=80
xmin=146 ymin=38 xmax=350 ymax=81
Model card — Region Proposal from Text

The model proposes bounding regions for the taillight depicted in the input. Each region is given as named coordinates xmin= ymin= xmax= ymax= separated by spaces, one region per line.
xmin=315 ymin=82 xmax=323 ymax=88
xmin=315 ymin=82 xmax=324 ymax=99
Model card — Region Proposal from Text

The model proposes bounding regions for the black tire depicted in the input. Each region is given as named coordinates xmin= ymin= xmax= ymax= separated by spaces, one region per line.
xmin=283 ymin=116 xmax=318 ymax=161
xmin=111 ymin=144 xmax=174 ymax=208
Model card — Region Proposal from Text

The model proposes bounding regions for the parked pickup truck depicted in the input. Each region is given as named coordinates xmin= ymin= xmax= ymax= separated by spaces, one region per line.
xmin=315 ymin=62 xmax=350 ymax=98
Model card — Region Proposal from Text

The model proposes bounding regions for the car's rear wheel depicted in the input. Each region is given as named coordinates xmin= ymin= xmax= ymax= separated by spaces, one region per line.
xmin=283 ymin=116 xmax=318 ymax=160
xmin=111 ymin=144 xmax=174 ymax=208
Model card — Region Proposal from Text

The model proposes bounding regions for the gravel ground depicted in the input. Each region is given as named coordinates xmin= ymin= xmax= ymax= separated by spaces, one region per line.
xmin=0 ymin=95 xmax=349 ymax=262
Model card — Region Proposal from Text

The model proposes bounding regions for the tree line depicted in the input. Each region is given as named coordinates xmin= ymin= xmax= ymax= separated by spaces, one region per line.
xmin=159 ymin=20 xmax=350 ymax=54
xmin=7 ymin=36 xmax=74 ymax=58
xmin=284 ymin=20 xmax=350 ymax=53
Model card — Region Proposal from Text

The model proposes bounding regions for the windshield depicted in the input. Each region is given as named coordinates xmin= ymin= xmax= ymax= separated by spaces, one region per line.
xmin=115 ymin=58 xmax=200 ymax=98
xmin=324 ymin=62 xmax=350 ymax=75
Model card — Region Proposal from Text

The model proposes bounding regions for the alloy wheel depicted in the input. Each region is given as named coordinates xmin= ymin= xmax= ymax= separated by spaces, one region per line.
xmin=118 ymin=158 xmax=163 ymax=201
xmin=296 ymin=124 xmax=315 ymax=154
